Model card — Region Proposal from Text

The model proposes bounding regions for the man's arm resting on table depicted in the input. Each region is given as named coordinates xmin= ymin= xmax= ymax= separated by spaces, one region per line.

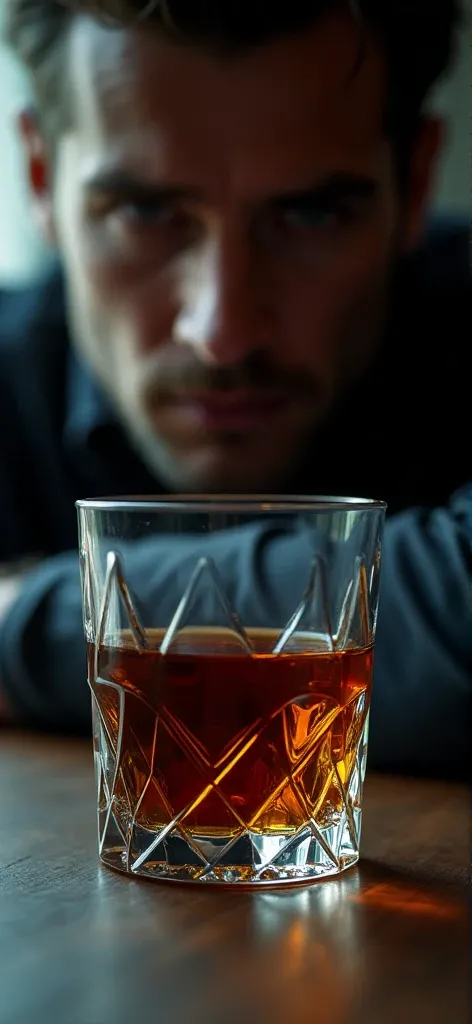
xmin=0 ymin=486 xmax=470 ymax=773
xmin=0 ymin=555 xmax=91 ymax=733
xmin=0 ymin=572 xmax=27 ymax=721
xmin=368 ymin=485 xmax=472 ymax=778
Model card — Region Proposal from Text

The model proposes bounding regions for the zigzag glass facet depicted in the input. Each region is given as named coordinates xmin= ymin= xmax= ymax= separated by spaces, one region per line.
xmin=77 ymin=496 xmax=385 ymax=886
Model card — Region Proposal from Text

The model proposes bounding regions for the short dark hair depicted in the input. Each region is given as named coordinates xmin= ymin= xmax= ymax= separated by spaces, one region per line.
xmin=4 ymin=0 xmax=461 ymax=166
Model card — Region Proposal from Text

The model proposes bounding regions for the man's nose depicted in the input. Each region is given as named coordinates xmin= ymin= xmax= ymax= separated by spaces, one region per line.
xmin=172 ymin=233 xmax=271 ymax=365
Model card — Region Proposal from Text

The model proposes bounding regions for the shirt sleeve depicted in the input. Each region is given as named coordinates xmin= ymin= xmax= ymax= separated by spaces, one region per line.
xmin=368 ymin=485 xmax=472 ymax=778
xmin=0 ymin=489 xmax=470 ymax=778
xmin=0 ymin=553 xmax=90 ymax=733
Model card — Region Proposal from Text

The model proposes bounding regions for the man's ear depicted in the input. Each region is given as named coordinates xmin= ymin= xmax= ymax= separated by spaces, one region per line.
xmin=400 ymin=116 xmax=444 ymax=253
xmin=17 ymin=107 xmax=57 ymax=246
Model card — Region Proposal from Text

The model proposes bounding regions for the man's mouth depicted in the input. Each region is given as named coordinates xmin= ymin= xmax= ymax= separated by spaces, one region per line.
xmin=157 ymin=389 xmax=290 ymax=432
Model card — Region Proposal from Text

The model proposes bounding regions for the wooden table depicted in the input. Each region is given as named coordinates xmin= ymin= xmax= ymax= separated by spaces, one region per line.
xmin=0 ymin=734 xmax=469 ymax=1024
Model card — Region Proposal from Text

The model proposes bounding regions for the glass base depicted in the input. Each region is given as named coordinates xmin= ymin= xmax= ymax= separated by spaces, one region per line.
xmin=99 ymin=819 xmax=361 ymax=887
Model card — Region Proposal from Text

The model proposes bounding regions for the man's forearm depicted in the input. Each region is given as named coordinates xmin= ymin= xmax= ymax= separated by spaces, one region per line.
xmin=369 ymin=486 xmax=472 ymax=778
xmin=0 ymin=554 xmax=90 ymax=733
xmin=0 ymin=574 xmax=24 ymax=619
xmin=0 ymin=571 xmax=26 ymax=721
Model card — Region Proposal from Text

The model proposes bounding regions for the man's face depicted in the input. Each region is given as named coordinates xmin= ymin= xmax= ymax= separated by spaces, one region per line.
xmin=40 ymin=13 xmax=431 ymax=490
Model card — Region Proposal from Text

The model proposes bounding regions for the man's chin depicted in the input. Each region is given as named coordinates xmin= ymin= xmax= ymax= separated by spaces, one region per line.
xmin=160 ymin=449 xmax=270 ymax=494
xmin=133 ymin=429 xmax=289 ymax=494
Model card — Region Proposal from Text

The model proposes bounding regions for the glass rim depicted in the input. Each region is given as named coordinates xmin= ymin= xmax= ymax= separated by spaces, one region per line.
xmin=76 ymin=494 xmax=387 ymax=514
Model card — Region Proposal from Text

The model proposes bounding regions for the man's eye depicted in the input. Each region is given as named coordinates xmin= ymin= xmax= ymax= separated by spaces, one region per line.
xmin=279 ymin=202 xmax=352 ymax=229
xmin=118 ymin=201 xmax=175 ymax=226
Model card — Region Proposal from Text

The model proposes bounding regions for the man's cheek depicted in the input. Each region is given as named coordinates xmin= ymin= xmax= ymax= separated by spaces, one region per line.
xmin=285 ymin=289 xmax=351 ymax=366
xmin=306 ymin=275 xmax=383 ymax=381
xmin=80 ymin=251 xmax=145 ymax=303
xmin=76 ymin=265 xmax=149 ymax=349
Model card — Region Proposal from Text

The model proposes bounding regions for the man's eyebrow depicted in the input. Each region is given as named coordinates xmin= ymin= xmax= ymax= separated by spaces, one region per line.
xmin=82 ymin=170 xmax=378 ymax=207
xmin=270 ymin=174 xmax=379 ymax=208
xmin=82 ymin=170 xmax=200 ymax=203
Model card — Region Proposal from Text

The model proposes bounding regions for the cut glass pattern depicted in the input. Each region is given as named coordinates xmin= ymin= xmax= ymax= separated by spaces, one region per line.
xmin=88 ymin=550 xmax=373 ymax=885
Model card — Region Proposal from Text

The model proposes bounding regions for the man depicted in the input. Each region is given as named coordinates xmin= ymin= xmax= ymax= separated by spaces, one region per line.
xmin=0 ymin=0 xmax=470 ymax=776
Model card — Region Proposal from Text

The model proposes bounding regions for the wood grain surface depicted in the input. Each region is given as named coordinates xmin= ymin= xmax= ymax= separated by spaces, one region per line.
xmin=0 ymin=733 xmax=469 ymax=1024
